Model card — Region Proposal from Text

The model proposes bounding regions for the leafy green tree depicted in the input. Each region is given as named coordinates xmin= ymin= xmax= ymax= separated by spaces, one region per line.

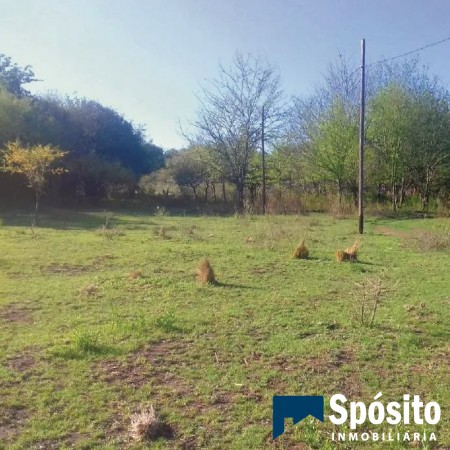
xmin=407 ymin=92 xmax=450 ymax=208
xmin=168 ymin=150 xmax=205 ymax=199
xmin=367 ymin=85 xmax=415 ymax=210
xmin=308 ymin=99 xmax=358 ymax=205
xmin=0 ymin=87 xmax=32 ymax=145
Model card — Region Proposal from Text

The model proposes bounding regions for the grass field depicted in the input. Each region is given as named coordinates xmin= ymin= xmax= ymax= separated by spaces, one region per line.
xmin=0 ymin=210 xmax=449 ymax=449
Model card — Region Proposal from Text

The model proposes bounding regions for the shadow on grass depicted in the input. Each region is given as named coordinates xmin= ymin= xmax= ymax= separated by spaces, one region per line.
xmin=356 ymin=259 xmax=378 ymax=266
xmin=0 ymin=208 xmax=162 ymax=231
xmin=211 ymin=280 xmax=261 ymax=289
xmin=50 ymin=344 xmax=122 ymax=360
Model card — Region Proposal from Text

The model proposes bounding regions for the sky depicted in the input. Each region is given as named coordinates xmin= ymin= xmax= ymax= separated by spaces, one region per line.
xmin=2 ymin=0 xmax=450 ymax=149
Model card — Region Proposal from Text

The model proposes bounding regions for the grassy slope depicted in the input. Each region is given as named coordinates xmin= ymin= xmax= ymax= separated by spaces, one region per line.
xmin=0 ymin=211 xmax=449 ymax=449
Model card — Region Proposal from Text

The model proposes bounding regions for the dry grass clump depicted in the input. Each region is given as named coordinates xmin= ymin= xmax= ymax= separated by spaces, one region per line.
xmin=129 ymin=406 xmax=171 ymax=442
xmin=197 ymin=258 xmax=215 ymax=284
xmin=78 ymin=283 xmax=98 ymax=296
xmin=292 ymin=240 xmax=309 ymax=259
xmin=336 ymin=241 xmax=360 ymax=262
xmin=96 ymin=225 xmax=124 ymax=240
xmin=158 ymin=225 xmax=167 ymax=239
xmin=128 ymin=270 xmax=143 ymax=280
xmin=415 ymin=229 xmax=450 ymax=251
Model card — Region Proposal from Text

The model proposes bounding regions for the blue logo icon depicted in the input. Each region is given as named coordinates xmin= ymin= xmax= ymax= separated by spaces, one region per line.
xmin=272 ymin=395 xmax=325 ymax=439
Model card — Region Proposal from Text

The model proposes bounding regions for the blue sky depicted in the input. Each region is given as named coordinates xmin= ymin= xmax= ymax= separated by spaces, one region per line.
xmin=2 ymin=0 xmax=450 ymax=149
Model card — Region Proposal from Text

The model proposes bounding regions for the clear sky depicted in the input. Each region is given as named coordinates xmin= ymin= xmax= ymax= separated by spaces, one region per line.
xmin=2 ymin=0 xmax=450 ymax=149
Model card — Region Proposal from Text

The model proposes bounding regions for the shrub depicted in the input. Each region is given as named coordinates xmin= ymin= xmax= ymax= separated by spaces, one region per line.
xmin=354 ymin=273 xmax=388 ymax=327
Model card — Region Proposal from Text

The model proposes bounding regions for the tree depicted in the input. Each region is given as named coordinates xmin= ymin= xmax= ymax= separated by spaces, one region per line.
xmin=367 ymin=85 xmax=415 ymax=210
xmin=0 ymin=54 xmax=38 ymax=97
xmin=168 ymin=149 xmax=205 ymax=199
xmin=193 ymin=52 xmax=284 ymax=211
xmin=308 ymin=98 xmax=358 ymax=205
xmin=407 ymin=92 xmax=450 ymax=208
xmin=2 ymin=141 xmax=66 ymax=222
xmin=0 ymin=87 xmax=32 ymax=145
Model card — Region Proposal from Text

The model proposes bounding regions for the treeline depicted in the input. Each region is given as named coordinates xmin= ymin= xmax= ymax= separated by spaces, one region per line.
xmin=1 ymin=52 xmax=450 ymax=214
xmin=146 ymin=53 xmax=450 ymax=214
xmin=0 ymin=54 xmax=164 ymax=207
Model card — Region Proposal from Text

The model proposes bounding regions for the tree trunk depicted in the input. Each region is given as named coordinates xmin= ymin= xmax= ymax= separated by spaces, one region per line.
xmin=204 ymin=182 xmax=209 ymax=202
xmin=337 ymin=180 xmax=343 ymax=207
xmin=392 ymin=181 xmax=397 ymax=212
xmin=398 ymin=178 xmax=405 ymax=209
xmin=421 ymin=169 xmax=430 ymax=209
xmin=222 ymin=182 xmax=227 ymax=201
xmin=34 ymin=190 xmax=41 ymax=226
xmin=235 ymin=183 xmax=245 ymax=212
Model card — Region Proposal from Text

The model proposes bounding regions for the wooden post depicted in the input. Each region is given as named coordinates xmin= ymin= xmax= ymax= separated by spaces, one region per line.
xmin=261 ymin=104 xmax=266 ymax=214
xmin=358 ymin=39 xmax=366 ymax=234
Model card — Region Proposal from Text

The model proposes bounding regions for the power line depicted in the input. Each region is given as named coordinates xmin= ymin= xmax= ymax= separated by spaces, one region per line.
xmin=367 ymin=36 xmax=450 ymax=67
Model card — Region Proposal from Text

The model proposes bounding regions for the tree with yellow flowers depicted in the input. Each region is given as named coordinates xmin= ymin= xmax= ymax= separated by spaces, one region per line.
xmin=2 ymin=140 xmax=66 ymax=223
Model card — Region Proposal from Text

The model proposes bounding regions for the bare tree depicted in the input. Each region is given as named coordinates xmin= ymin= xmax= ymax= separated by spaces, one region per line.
xmin=193 ymin=52 xmax=284 ymax=211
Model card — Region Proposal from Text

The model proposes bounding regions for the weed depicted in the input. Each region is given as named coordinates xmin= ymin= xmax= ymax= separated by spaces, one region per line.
xmin=158 ymin=225 xmax=167 ymax=239
xmin=96 ymin=214 xmax=124 ymax=239
xmin=73 ymin=330 xmax=102 ymax=353
xmin=155 ymin=206 xmax=168 ymax=217
xmin=354 ymin=272 xmax=388 ymax=327
xmin=96 ymin=226 xmax=125 ymax=239
xmin=155 ymin=312 xmax=179 ymax=332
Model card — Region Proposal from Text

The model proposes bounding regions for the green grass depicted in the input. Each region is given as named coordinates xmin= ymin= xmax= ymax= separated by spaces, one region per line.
xmin=0 ymin=210 xmax=449 ymax=449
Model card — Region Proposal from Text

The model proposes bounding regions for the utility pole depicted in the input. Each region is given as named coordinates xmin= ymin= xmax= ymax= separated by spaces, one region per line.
xmin=261 ymin=104 xmax=266 ymax=214
xmin=358 ymin=39 xmax=366 ymax=234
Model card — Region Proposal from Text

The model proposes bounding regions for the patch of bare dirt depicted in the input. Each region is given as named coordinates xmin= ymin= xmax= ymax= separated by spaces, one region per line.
xmin=34 ymin=440 xmax=60 ymax=449
xmin=271 ymin=348 xmax=355 ymax=375
xmin=95 ymin=357 xmax=152 ymax=388
xmin=264 ymin=348 xmax=362 ymax=397
xmin=6 ymin=353 xmax=36 ymax=373
xmin=94 ymin=340 xmax=193 ymax=392
xmin=94 ymin=254 xmax=116 ymax=263
xmin=181 ymin=436 xmax=198 ymax=450
xmin=375 ymin=226 xmax=412 ymax=238
xmin=0 ymin=303 xmax=34 ymax=324
xmin=42 ymin=262 xmax=95 ymax=275
xmin=0 ymin=407 xmax=29 ymax=442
